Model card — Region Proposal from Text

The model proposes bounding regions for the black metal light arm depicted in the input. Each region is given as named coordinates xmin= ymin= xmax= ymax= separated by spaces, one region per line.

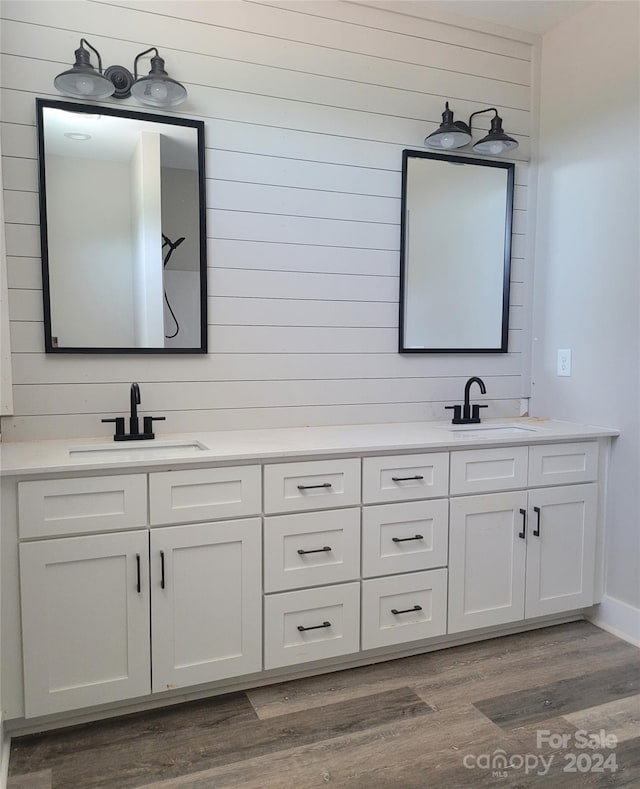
xmin=467 ymin=107 xmax=499 ymax=135
xmin=133 ymin=47 xmax=159 ymax=80
xmin=79 ymin=38 xmax=104 ymax=73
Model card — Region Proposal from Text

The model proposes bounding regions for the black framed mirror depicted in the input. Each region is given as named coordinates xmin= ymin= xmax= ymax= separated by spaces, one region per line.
xmin=36 ymin=98 xmax=207 ymax=353
xmin=399 ymin=150 xmax=514 ymax=353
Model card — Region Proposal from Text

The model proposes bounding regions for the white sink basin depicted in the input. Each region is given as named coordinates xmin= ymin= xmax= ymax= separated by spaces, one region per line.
xmin=69 ymin=440 xmax=208 ymax=459
xmin=447 ymin=423 xmax=544 ymax=438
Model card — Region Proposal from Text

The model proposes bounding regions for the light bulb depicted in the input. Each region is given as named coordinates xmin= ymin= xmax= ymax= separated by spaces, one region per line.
xmin=489 ymin=141 xmax=505 ymax=155
xmin=440 ymin=135 xmax=455 ymax=149
xmin=75 ymin=76 xmax=95 ymax=95
xmin=149 ymin=81 xmax=168 ymax=101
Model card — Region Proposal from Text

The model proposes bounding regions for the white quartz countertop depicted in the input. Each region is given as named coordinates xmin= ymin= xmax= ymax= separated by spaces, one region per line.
xmin=0 ymin=418 xmax=619 ymax=477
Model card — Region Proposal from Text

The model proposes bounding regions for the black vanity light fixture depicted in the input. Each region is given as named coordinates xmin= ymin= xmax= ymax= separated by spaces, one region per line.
xmin=54 ymin=39 xmax=187 ymax=108
xmin=425 ymin=102 xmax=518 ymax=155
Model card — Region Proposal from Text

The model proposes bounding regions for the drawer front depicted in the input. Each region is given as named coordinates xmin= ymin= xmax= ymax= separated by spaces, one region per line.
xmin=18 ymin=474 xmax=148 ymax=538
xmin=149 ymin=465 xmax=261 ymax=525
xmin=264 ymin=509 xmax=361 ymax=593
xmin=361 ymin=569 xmax=448 ymax=651
xmin=263 ymin=459 xmax=361 ymax=514
xmin=264 ymin=583 xmax=360 ymax=669
xmin=528 ymin=442 xmax=599 ymax=487
xmin=450 ymin=446 xmax=528 ymax=495
xmin=362 ymin=500 xmax=448 ymax=578
xmin=362 ymin=453 xmax=449 ymax=504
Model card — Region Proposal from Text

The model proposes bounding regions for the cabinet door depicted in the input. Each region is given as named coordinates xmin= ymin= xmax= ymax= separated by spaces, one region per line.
xmin=151 ymin=518 xmax=262 ymax=692
xmin=525 ymin=485 xmax=598 ymax=618
xmin=448 ymin=491 xmax=527 ymax=634
xmin=20 ymin=531 xmax=151 ymax=717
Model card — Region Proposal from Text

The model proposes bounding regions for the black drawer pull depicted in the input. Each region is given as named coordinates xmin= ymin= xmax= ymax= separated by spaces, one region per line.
xmin=518 ymin=508 xmax=527 ymax=539
xmin=533 ymin=506 xmax=541 ymax=537
xmin=391 ymin=605 xmax=422 ymax=615
xmin=297 ymin=483 xmax=332 ymax=491
xmin=160 ymin=551 xmax=166 ymax=589
xmin=297 ymin=621 xmax=331 ymax=632
xmin=297 ymin=546 xmax=332 ymax=555
xmin=135 ymin=554 xmax=141 ymax=594
xmin=391 ymin=475 xmax=424 ymax=482
xmin=392 ymin=534 xmax=424 ymax=543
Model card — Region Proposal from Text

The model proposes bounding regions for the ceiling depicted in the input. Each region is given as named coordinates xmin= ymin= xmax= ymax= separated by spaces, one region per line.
xmin=384 ymin=1 xmax=593 ymax=35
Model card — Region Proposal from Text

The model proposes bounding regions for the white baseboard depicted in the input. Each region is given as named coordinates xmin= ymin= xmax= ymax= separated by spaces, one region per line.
xmin=588 ymin=595 xmax=640 ymax=647
xmin=0 ymin=724 xmax=10 ymax=789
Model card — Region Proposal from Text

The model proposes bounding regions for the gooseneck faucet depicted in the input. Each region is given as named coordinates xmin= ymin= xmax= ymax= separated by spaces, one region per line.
xmin=102 ymin=382 xmax=165 ymax=441
xmin=130 ymin=382 xmax=141 ymax=437
xmin=445 ymin=376 xmax=488 ymax=424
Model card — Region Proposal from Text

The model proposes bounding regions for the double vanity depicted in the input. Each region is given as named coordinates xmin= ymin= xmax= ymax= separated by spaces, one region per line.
xmin=0 ymin=417 xmax=616 ymax=730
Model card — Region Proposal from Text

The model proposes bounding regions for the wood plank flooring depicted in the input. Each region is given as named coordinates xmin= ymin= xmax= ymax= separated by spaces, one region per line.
xmin=8 ymin=621 xmax=640 ymax=788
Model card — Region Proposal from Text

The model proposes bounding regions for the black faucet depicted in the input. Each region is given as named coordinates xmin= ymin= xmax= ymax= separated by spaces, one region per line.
xmin=102 ymin=383 xmax=165 ymax=441
xmin=445 ymin=376 xmax=488 ymax=425
xmin=130 ymin=382 xmax=141 ymax=436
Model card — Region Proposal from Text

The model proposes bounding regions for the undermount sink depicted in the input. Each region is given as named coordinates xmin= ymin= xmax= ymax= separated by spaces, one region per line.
xmin=69 ymin=440 xmax=209 ymax=458
xmin=447 ymin=423 xmax=544 ymax=438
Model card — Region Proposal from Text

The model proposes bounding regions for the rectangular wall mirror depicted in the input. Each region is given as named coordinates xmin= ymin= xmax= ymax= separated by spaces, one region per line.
xmin=399 ymin=150 xmax=514 ymax=353
xmin=37 ymin=98 xmax=207 ymax=353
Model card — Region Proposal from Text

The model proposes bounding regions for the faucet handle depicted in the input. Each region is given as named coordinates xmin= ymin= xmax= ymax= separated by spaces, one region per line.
xmin=471 ymin=404 xmax=488 ymax=422
xmin=445 ymin=405 xmax=463 ymax=424
xmin=143 ymin=415 xmax=166 ymax=438
xmin=102 ymin=417 xmax=125 ymax=440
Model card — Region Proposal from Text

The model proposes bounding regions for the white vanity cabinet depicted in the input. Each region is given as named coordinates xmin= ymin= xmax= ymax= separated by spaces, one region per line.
xmin=150 ymin=518 xmax=262 ymax=692
xmin=17 ymin=466 xmax=263 ymax=718
xmin=3 ymin=425 xmax=611 ymax=728
xmin=20 ymin=530 xmax=151 ymax=717
xmin=448 ymin=443 xmax=599 ymax=633
xmin=360 ymin=453 xmax=450 ymax=649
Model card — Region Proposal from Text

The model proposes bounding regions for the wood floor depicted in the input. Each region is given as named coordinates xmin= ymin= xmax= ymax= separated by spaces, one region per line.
xmin=7 ymin=621 xmax=640 ymax=788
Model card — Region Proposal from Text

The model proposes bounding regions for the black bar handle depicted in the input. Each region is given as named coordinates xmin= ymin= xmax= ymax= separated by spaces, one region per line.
xmin=533 ymin=506 xmax=541 ymax=537
xmin=391 ymin=475 xmax=424 ymax=482
xmin=392 ymin=534 xmax=424 ymax=543
xmin=297 ymin=546 xmax=332 ymax=555
xmin=297 ymin=621 xmax=331 ymax=632
xmin=135 ymin=553 xmax=141 ymax=594
xmin=160 ymin=551 xmax=166 ymax=589
xmin=518 ymin=508 xmax=527 ymax=539
xmin=391 ymin=605 xmax=422 ymax=615
xmin=297 ymin=483 xmax=332 ymax=490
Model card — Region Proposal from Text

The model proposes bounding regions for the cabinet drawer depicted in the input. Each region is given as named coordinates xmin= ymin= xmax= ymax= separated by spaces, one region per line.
xmin=263 ymin=459 xmax=360 ymax=514
xmin=264 ymin=583 xmax=360 ymax=669
xmin=450 ymin=446 xmax=528 ymax=495
xmin=528 ymin=442 xmax=598 ymax=487
xmin=18 ymin=474 xmax=148 ymax=538
xmin=149 ymin=466 xmax=261 ymax=525
xmin=362 ymin=453 xmax=449 ymax=503
xmin=362 ymin=500 xmax=448 ymax=578
xmin=264 ymin=509 xmax=360 ymax=593
xmin=361 ymin=569 xmax=448 ymax=651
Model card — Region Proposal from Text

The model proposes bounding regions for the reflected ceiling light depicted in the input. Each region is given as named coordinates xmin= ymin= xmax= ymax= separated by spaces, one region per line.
xmin=64 ymin=132 xmax=91 ymax=140
xmin=425 ymin=102 xmax=518 ymax=156
xmin=54 ymin=39 xmax=187 ymax=108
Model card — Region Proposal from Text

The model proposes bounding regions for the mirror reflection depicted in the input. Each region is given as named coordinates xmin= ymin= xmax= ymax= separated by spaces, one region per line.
xmin=399 ymin=150 xmax=514 ymax=353
xmin=37 ymin=99 xmax=207 ymax=353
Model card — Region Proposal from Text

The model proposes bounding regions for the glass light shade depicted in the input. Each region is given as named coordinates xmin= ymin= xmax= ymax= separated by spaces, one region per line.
xmin=54 ymin=66 xmax=114 ymax=100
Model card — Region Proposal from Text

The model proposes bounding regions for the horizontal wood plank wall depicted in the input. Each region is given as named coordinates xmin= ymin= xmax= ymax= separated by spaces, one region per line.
xmin=0 ymin=0 xmax=533 ymax=440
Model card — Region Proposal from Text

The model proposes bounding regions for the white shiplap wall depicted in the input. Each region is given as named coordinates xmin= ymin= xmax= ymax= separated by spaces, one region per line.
xmin=0 ymin=0 xmax=534 ymax=441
